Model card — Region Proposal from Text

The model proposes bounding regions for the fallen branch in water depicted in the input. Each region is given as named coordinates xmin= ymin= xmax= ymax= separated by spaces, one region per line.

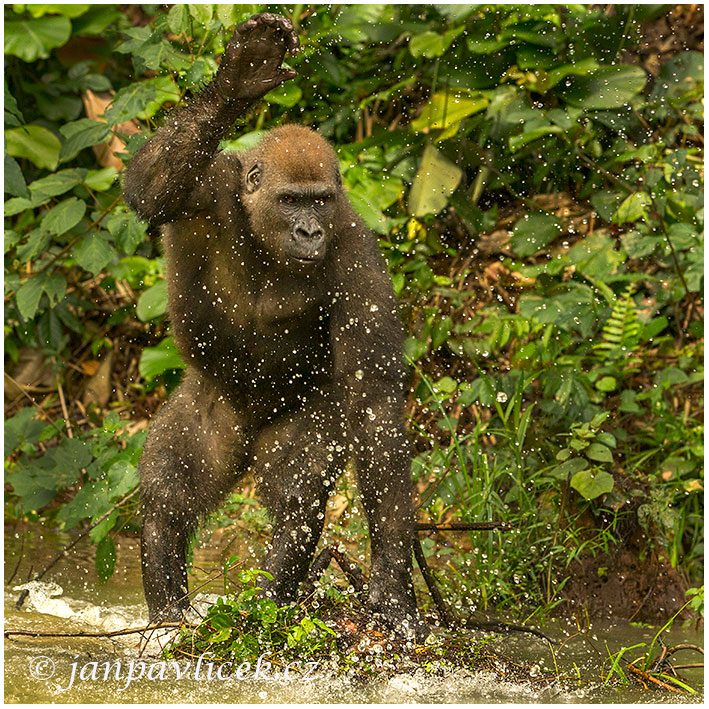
xmin=14 ymin=488 xmax=138 ymax=611
xmin=4 ymin=621 xmax=190 ymax=640
xmin=416 ymin=521 xmax=512 ymax=532
xmin=625 ymin=662 xmax=685 ymax=694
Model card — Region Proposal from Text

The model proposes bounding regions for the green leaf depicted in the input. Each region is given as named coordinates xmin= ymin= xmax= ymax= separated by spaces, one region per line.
xmin=43 ymin=272 xmax=67 ymax=306
xmin=59 ymin=119 xmax=111 ymax=163
xmin=570 ymin=469 xmax=614 ymax=500
xmin=216 ymin=4 xmax=241 ymax=28
xmin=586 ymin=443 xmax=614 ymax=463
xmin=189 ymin=4 xmax=213 ymax=25
xmin=595 ymin=376 xmax=617 ymax=392
xmin=509 ymin=125 xmax=563 ymax=152
xmin=30 ymin=169 xmax=86 ymax=201
xmin=104 ymin=83 xmax=158 ymax=125
xmin=73 ymin=231 xmax=115 ymax=274
xmin=14 ymin=272 xmax=66 ymax=320
xmin=136 ymin=281 xmax=168 ymax=322
xmin=410 ymin=91 xmax=488 ymax=132
xmin=4 ymin=16 xmax=71 ymax=62
xmin=41 ymin=197 xmax=86 ymax=236
xmin=168 ymin=4 xmax=190 ymax=34
xmin=4 ymin=154 xmax=29 ymax=198
xmin=4 ymin=197 xmax=33 ymax=216
xmin=544 ymin=58 xmax=599 ymax=90
xmin=72 ymin=5 xmax=123 ymax=35
xmin=5 ymin=125 xmax=61 ymax=170
xmin=15 ymin=276 xmax=45 ymax=320
xmin=613 ymin=192 xmax=651 ymax=224
xmin=264 ymin=83 xmax=302 ymax=108
xmin=558 ymin=65 xmax=647 ymax=110
xmin=409 ymin=27 xmax=463 ymax=58
xmin=431 ymin=316 xmax=453 ymax=350
xmin=549 ymin=457 xmax=588 ymax=479
xmin=95 ymin=536 xmax=117 ymax=583
xmin=510 ymin=212 xmax=562 ymax=257
xmin=5 ymin=83 xmax=25 ymax=127
xmin=619 ymin=389 xmax=642 ymax=414
xmin=408 ymin=144 xmax=462 ymax=217
xmin=25 ymin=5 xmax=90 ymax=18
xmin=85 ymin=167 xmax=118 ymax=192
xmin=4 ymin=408 xmax=46 ymax=457
xmin=106 ymin=212 xmax=148 ymax=255
xmin=140 ymin=337 xmax=186 ymax=380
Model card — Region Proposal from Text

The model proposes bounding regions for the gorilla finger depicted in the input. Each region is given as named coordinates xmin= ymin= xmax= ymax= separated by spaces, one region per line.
xmin=285 ymin=28 xmax=300 ymax=53
xmin=279 ymin=68 xmax=298 ymax=82
xmin=236 ymin=17 xmax=258 ymax=34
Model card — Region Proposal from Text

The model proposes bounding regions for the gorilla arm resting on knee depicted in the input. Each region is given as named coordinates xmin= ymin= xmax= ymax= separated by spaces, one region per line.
xmin=122 ymin=13 xmax=418 ymax=628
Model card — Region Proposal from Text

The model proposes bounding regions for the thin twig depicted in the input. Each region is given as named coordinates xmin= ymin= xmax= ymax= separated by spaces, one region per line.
xmin=416 ymin=521 xmax=511 ymax=532
xmin=15 ymin=488 xmax=138 ymax=610
xmin=413 ymin=537 xmax=454 ymax=628
xmin=5 ymin=621 xmax=190 ymax=640
xmin=625 ymin=662 xmax=684 ymax=694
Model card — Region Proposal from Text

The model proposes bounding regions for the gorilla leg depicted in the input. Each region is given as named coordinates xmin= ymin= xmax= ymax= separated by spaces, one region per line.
xmin=253 ymin=392 xmax=348 ymax=603
xmin=139 ymin=370 xmax=249 ymax=620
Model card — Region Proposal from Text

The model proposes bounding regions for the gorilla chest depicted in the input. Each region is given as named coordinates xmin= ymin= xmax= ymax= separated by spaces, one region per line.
xmin=247 ymin=291 xmax=331 ymax=385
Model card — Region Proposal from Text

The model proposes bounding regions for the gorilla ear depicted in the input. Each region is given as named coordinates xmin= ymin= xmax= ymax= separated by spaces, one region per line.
xmin=246 ymin=162 xmax=262 ymax=193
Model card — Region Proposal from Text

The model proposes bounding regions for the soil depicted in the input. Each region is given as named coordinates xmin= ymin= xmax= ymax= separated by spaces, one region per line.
xmin=564 ymin=548 xmax=689 ymax=624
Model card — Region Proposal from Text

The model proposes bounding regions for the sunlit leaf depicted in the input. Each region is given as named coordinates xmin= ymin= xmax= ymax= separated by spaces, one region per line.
xmin=410 ymin=91 xmax=488 ymax=133
xmin=4 ymin=15 xmax=71 ymax=62
xmin=570 ymin=469 xmax=614 ymax=500
xmin=5 ymin=125 xmax=61 ymax=170
xmin=558 ymin=66 xmax=647 ymax=109
xmin=408 ymin=144 xmax=462 ymax=217
xmin=139 ymin=337 xmax=186 ymax=380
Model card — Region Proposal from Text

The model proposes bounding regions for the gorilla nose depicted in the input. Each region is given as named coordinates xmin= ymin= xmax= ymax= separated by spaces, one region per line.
xmin=295 ymin=224 xmax=324 ymax=243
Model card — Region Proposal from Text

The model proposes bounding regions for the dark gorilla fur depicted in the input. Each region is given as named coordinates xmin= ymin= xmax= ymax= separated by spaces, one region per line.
xmin=123 ymin=13 xmax=418 ymax=630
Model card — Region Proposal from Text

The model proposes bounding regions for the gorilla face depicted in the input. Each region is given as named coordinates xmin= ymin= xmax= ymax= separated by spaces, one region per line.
xmin=243 ymin=160 xmax=337 ymax=270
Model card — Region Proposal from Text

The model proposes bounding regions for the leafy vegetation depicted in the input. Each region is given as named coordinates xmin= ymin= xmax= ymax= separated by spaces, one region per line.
xmin=4 ymin=4 xmax=703 ymax=623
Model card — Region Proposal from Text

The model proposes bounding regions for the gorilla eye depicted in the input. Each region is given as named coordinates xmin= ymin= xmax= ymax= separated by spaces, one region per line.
xmin=281 ymin=194 xmax=296 ymax=204
xmin=246 ymin=164 xmax=261 ymax=192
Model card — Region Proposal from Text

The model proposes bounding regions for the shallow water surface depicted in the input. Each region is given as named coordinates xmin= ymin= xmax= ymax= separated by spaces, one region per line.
xmin=4 ymin=526 xmax=704 ymax=703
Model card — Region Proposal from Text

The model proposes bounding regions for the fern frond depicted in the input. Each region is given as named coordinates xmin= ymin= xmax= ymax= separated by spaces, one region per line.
xmin=594 ymin=285 xmax=640 ymax=360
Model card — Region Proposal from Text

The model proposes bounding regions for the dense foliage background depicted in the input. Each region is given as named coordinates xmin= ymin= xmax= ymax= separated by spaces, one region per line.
xmin=4 ymin=4 xmax=703 ymax=622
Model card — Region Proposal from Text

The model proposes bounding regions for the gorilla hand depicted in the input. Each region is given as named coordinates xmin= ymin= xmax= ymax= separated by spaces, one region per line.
xmin=215 ymin=13 xmax=300 ymax=103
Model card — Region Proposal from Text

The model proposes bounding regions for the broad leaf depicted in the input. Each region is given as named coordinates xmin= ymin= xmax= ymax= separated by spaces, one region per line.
xmin=570 ymin=469 xmax=614 ymax=500
xmin=104 ymin=83 xmax=157 ymax=125
xmin=41 ymin=197 xmax=86 ymax=236
xmin=408 ymin=144 xmax=462 ymax=217
xmin=4 ymin=16 xmax=71 ymax=62
xmin=29 ymin=168 xmax=87 ymax=201
xmin=558 ymin=65 xmax=647 ymax=110
xmin=510 ymin=212 xmax=562 ymax=257
xmin=5 ymin=125 xmax=61 ymax=170
xmin=411 ymin=91 xmax=488 ymax=132
xmin=136 ymin=281 xmax=168 ymax=322
xmin=73 ymin=231 xmax=115 ymax=274
xmin=59 ymin=119 xmax=111 ymax=163
xmin=140 ymin=337 xmax=186 ymax=380
xmin=4 ymin=154 xmax=29 ymax=198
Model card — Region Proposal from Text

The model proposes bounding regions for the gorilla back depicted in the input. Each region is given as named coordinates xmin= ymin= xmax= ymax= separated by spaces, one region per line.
xmin=122 ymin=13 xmax=418 ymax=631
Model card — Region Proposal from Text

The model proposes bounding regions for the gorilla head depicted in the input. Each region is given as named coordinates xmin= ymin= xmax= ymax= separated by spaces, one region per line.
xmin=239 ymin=125 xmax=342 ymax=269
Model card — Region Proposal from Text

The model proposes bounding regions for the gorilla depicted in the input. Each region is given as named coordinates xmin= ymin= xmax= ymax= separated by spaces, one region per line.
xmin=123 ymin=13 xmax=418 ymax=631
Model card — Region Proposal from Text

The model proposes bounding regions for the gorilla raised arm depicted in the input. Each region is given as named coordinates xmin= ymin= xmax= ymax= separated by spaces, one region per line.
xmin=123 ymin=13 xmax=418 ymax=631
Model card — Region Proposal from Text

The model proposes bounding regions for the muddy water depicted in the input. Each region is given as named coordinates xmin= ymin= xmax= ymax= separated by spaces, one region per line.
xmin=4 ymin=526 xmax=704 ymax=703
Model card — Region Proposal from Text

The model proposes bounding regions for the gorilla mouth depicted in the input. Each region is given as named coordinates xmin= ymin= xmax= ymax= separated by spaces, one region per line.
xmin=291 ymin=255 xmax=320 ymax=264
